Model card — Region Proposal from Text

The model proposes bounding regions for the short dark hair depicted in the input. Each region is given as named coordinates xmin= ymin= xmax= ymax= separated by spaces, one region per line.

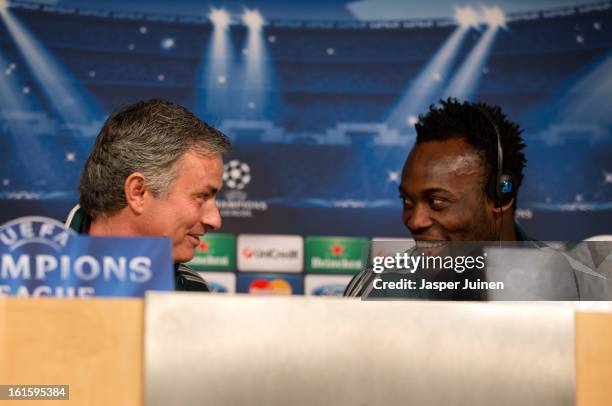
xmin=414 ymin=98 xmax=527 ymax=206
xmin=79 ymin=99 xmax=231 ymax=218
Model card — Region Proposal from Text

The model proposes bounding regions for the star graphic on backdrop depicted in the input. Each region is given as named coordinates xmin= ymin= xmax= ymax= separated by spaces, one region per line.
xmin=65 ymin=152 xmax=76 ymax=162
xmin=387 ymin=171 xmax=400 ymax=183
xmin=604 ymin=172 xmax=612 ymax=184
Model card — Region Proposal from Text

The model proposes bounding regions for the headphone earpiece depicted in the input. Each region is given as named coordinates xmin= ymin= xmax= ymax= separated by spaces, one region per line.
xmin=477 ymin=105 xmax=515 ymax=208
xmin=497 ymin=172 xmax=515 ymax=206
xmin=486 ymin=173 xmax=514 ymax=207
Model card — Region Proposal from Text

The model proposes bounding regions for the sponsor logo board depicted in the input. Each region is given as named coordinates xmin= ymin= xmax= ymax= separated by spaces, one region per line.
xmin=237 ymin=273 xmax=303 ymax=295
xmin=187 ymin=233 xmax=235 ymax=271
xmin=197 ymin=271 xmax=236 ymax=293
xmin=305 ymin=236 xmax=368 ymax=274
xmin=304 ymin=274 xmax=353 ymax=296
xmin=237 ymin=234 xmax=303 ymax=272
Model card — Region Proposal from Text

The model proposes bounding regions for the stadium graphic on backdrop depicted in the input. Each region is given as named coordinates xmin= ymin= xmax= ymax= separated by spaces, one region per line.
xmin=0 ymin=0 xmax=610 ymax=240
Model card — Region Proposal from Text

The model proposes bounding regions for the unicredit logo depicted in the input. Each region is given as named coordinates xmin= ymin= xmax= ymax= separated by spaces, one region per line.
xmin=237 ymin=234 xmax=303 ymax=273
xmin=241 ymin=247 xmax=298 ymax=260
xmin=242 ymin=247 xmax=253 ymax=259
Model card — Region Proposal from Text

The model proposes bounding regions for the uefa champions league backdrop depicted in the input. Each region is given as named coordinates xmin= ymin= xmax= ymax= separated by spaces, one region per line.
xmin=0 ymin=1 xmax=611 ymax=242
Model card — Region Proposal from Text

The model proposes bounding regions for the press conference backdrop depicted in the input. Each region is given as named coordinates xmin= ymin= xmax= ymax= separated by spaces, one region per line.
xmin=0 ymin=1 xmax=611 ymax=295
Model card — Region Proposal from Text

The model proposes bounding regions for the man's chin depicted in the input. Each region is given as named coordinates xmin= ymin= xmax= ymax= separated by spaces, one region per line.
xmin=173 ymin=247 xmax=196 ymax=264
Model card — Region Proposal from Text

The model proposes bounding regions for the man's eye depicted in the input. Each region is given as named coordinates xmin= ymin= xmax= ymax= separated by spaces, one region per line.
xmin=430 ymin=197 xmax=448 ymax=210
xmin=400 ymin=196 xmax=414 ymax=208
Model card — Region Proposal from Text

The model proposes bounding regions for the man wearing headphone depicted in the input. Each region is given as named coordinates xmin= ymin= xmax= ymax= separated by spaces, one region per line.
xmin=398 ymin=98 xmax=524 ymax=243
xmin=345 ymin=98 xmax=529 ymax=298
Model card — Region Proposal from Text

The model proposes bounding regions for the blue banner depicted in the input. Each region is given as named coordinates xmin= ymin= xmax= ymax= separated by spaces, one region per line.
xmin=0 ymin=216 xmax=174 ymax=297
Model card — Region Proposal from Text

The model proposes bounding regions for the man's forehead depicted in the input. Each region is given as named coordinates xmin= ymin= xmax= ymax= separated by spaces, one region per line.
xmin=402 ymin=140 xmax=486 ymax=187
xmin=179 ymin=150 xmax=223 ymax=170
xmin=175 ymin=151 xmax=224 ymax=188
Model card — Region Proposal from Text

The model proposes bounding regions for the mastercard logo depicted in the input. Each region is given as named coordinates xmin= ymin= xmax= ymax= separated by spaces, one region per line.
xmin=248 ymin=278 xmax=293 ymax=295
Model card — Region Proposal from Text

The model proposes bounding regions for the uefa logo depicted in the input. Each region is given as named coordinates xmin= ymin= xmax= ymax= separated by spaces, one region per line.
xmin=223 ymin=160 xmax=251 ymax=190
xmin=0 ymin=216 xmax=75 ymax=252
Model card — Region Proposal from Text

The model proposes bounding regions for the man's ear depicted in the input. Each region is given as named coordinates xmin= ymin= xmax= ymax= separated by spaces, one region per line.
xmin=124 ymin=172 xmax=147 ymax=214
xmin=491 ymin=197 xmax=514 ymax=215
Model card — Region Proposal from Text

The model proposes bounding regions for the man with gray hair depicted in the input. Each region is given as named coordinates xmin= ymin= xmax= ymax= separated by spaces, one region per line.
xmin=67 ymin=99 xmax=231 ymax=291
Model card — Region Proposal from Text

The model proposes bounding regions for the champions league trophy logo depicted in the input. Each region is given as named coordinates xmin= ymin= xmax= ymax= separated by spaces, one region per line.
xmin=223 ymin=159 xmax=251 ymax=201
xmin=224 ymin=160 xmax=251 ymax=190
xmin=219 ymin=159 xmax=267 ymax=218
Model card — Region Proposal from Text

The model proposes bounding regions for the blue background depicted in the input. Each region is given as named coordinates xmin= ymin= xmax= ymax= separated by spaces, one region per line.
xmin=0 ymin=0 xmax=611 ymax=240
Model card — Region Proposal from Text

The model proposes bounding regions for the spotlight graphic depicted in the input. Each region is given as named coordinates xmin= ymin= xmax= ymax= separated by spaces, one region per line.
xmin=454 ymin=6 xmax=479 ymax=29
xmin=443 ymin=6 xmax=506 ymax=101
xmin=209 ymin=8 xmax=230 ymax=30
xmin=199 ymin=8 xmax=234 ymax=119
xmin=482 ymin=6 xmax=506 ymax=29
xmin=387 ymin=23 xmax=471 ymax=130
xmin=238 ymin=8 xmax=276 ymax=119
xmin=1 ymin=8 xmax=101 ymax=125
xmin=555 ymin=52 xmax=612 ymax=126
xmin=0 ymin=48 xmax=61 ymax=189
xmin=0 ymin=51 xmax=36 ymax=113
xmin=242 ymin=9 xmax=264 ymax=30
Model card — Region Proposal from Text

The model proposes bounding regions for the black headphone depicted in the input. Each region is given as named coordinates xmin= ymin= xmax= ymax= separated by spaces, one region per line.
xmin=476 ymin=106 xmax=515 ymax=208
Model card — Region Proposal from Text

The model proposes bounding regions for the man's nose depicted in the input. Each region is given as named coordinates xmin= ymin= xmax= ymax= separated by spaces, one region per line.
xmin=404 ymin=204 xmax=433 ymax=234
xmin=202 ymin=201 xmax=222 ymax=231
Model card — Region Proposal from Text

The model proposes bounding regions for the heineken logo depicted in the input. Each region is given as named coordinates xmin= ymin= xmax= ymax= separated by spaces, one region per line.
xmin=190 ymin=256 xmax=230 ymax=267
xmin=330 ymin=243 xmax=343 ymax=256
xmin=188 ymin=234 xmax=235 ymax=271
xmin=305 ymin=236 xmax=368 ymax=274
xmin=311 ymin=257 xmax=362 ymax=269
